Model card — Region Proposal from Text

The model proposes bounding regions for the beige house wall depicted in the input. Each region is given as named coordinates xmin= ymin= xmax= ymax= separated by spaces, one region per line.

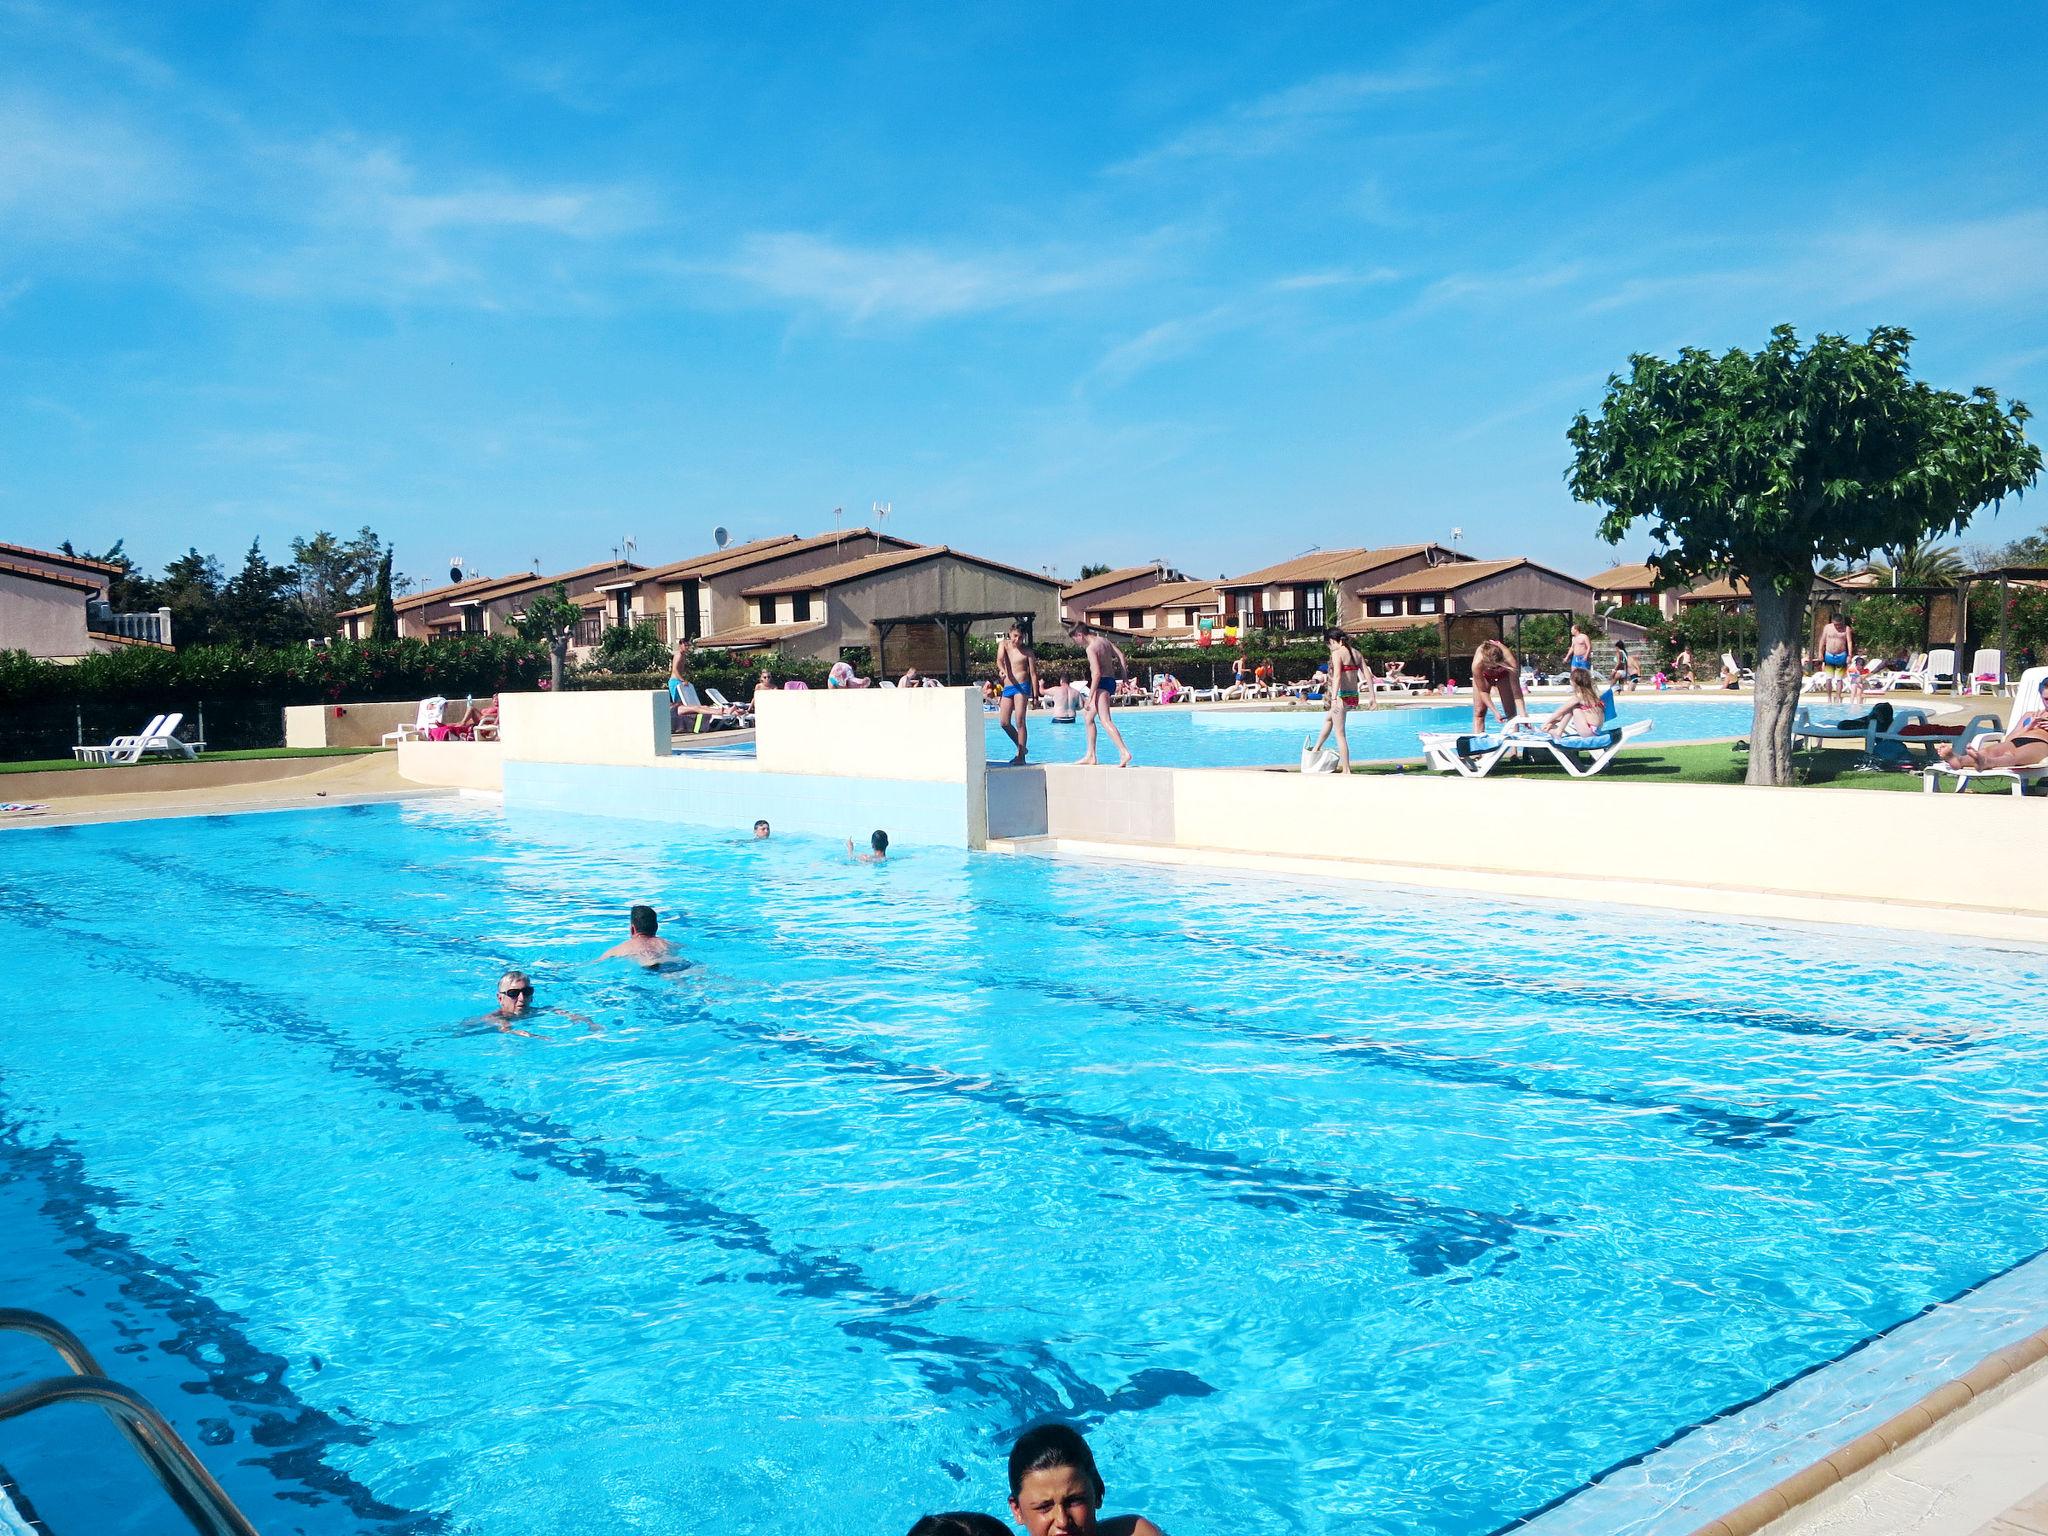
xmin=1060 ymin=569 xmax=1162 ymax=622
xmin=0 ymin=571 xmax=93 ymax=658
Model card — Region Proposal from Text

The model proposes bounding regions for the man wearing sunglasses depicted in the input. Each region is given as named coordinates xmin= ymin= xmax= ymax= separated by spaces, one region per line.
xmin=487 ymin=969 xmax=597 ymax=1035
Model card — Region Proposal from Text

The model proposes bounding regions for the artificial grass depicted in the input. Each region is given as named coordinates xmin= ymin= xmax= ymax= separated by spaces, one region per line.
xmin=0 ymin=746 xmax=385 ymax=775
xmin=1354 ymin=740 xmax=1986 ymax=792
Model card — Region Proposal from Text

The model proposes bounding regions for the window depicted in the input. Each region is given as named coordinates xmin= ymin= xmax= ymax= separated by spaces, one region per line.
xmin=1375 ymin=598 xmax=1398 ymax=616
xmin=1413 ymin=595 xmax=1439 ymax=615
xmin=1303 ymin=585 xmax=1326 ymax=627
xmin=792 ymin=592 xmax=811 ymax=621
xmin=756 ymin=597 xmax=775 ymax=624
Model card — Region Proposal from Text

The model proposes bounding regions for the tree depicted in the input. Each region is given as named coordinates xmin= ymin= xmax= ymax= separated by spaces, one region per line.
xmin=1991 ymin=523 xmax=2048 ymax=567
xmin=157 ymin=548 xmax=227 ymax=649
xmin=291 ymin=526 xmax=391 ymax=634
xmin=1567 ymin=325 xmax=2040 ymax=785
xmin=61 ymin=538 xmax=159 ymax=610
xmin=218 ymin=538 xmax=304 ymax=647
xmin=593 ymin=618 xmax=668 ymax=673
xmin=370 ymin=549 xmax=399 ymax=642
xmin=1077 ymin=563 xmax=1111 ymax=579
xmin=514 ymin=583 xmax=582 ymax=690
xmin=1865 ymin=537 xmax=1968 ymax=588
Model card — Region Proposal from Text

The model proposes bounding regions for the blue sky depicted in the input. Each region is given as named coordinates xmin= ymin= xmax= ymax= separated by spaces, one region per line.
xmin=3 ymin=1 xmax=2044 ymax=587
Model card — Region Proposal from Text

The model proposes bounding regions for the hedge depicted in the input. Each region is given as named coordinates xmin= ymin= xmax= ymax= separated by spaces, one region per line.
xmin=0 ymin=637 xmax=547 ymax=760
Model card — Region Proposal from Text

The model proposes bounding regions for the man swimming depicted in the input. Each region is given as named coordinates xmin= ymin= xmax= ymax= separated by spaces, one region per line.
xmin=1007 ymin=1423 xmax=1161 ymax=1536
xmin=752 ymin=819 xmax=771 ymax=838
xmin=598 ymin=905 xmax=687 ymax=968
xmin=484 ymin=969 xmax=597 ymax=1035
xmin=1068 ymin=622 xmax=1133 ymax=767
xmin=995 ymin=623 xmax=1042 ymax=764
xmin=848 ymin=829 xmax=890 ymax=862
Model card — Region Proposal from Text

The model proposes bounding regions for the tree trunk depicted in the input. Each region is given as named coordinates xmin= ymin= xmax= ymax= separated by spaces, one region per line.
xmin=549 ymin=636 xmax=568 ymax=691
xmin=1746 ymin=575 xmax=1812 ymax=786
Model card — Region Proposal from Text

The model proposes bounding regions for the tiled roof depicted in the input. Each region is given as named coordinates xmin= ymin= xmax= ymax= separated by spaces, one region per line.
xmin=0 ymin=541 xmax=122 ymax=576
xmin=692 ymin=619 xmax=828 ymax=650
xmin=633 ymin=534 xmax=803 ymax=586
xmin=449 ymin=560 xmax=643 ymax=606
xmin=1357 ymin=557 xmax=1593 ymax=595
xmin=741 ymin=544 xmax=1060 ymax=597
xmin=653 ymin=530 xmax=920 ymax=585
xmin=337 ymin=572 xmax=523 ymax=619
xmin=1090 ymin=579 xmax=1218 ymax=611
xmin=0 ymin=558 xmax=102 ymax=593
xmin=1586 ymin=562 xmax=1666 ymax=591
xmin=1679 ymin=573 xmax=1848 ymax=602
xmin=1060 ymin=564 xmax=1163 ymax=601
xmin=1221 ymin=543 xmax=1455 ymax=588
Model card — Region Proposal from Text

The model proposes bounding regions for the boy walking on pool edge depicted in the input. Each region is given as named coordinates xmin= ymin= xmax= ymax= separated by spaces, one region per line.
xmin=1067 ymin=621 xmax=1133 ymax=767
xmin=995 ymin=623 xmax=1041 ymax=764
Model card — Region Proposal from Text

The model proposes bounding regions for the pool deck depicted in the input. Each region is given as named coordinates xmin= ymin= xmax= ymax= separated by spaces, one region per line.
xmin=0 ymin=750 xmax=445 ymax=828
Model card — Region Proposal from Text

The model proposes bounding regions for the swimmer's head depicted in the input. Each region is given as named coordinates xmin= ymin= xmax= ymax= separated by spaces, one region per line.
xmin=629 ymin=904 xmax=659 ymax=937
xmin=752 ymin=819 xmax=770 ymax=838
xmin=869 ymin=830 xmax=889 ymax=856
xmin=1008 ymin=1423 xmax=1104 ymax=1535
xmin=906 ymin=1516 xmax=1014 ymax=1536
xmin=497 ymin=969 xmax=533 ymax=1012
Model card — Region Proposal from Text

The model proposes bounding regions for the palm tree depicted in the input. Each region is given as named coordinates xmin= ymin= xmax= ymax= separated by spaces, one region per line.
xmin=1865 ymin=538 xmax=1969 ymax=589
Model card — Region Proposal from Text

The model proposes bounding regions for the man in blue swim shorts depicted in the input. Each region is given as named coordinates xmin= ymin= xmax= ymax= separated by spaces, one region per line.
xmin=1567 ymin=621 xmax=1593 ymax=673
xmin=995 ymin=623 xmax=1041 ymax=764
xmin=1067 ymin=621 xmax=1133 ymax=767
xmin=1817 ymin=612 xmax=1854 ymax=703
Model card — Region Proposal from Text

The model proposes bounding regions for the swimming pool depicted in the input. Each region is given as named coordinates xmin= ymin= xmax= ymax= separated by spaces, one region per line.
xmin=985 ymin=695 xmax=1782 ymax=768
xmin=3 ymin=802 xmax=2043 ymax=1535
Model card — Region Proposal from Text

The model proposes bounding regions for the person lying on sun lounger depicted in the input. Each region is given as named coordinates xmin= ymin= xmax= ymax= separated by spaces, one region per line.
xmin=1935 ymin=677 xmax=2048 ymax=772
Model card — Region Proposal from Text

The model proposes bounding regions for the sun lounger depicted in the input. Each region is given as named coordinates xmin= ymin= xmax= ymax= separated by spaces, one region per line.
xmin=382 ymin=696 xmax=448 ymax=745
xmin=1512 ymin=719 xmax=1654 ymax=777
xmin=1721 ymin=652 xmax=1754 ymax=686
xmin=74 ymin=713 xmax=166 ymax=763
xmin=1966 ymin=648 xmax=2005 ymax=695
xmin=103 ymin=712 xmax=203 ymax=764
xmin=1921 ymin=665 xmax=2048 ymax=796
xmin=1912 ymin=648 xmax=1958 ymax=693
xmin=1419 ymin=727 xmax=1528 ymax=778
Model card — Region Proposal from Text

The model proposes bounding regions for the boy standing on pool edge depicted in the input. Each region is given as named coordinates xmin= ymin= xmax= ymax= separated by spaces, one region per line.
xmin=1068 ymin=622 xmax=1133 ymax=767
xmin=995 ymin=623 xmax=1041 ymax=765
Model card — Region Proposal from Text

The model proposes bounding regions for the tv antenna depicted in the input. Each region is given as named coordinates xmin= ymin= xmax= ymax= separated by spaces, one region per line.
xmin=872 ymin=501 xmax=891 ymax=551
xmin=621 ymin=535 xmax=638 ymax=564
xmin=831 ymin=506 xmax=844 ymax=550
xmin=713 ymin=525 xmax=730 ymax=550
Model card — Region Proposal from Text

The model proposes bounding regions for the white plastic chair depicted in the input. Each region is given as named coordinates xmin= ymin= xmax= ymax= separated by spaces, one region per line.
xmin=382 ymin=696 xmax=447 ymax=745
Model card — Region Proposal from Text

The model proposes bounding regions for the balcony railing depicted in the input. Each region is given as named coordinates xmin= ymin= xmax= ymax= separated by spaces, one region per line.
xmin=86 ymin=605 xmax=173 ymax=646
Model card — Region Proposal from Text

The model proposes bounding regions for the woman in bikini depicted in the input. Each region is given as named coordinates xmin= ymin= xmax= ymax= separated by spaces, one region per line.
xmin=1471 ymin=639 xmax=1523 ymax=735
xmin=1307 ymin=627 xmax=1376 ymax=772
xmin=1937 ymin=677 xmax=2048 ymax=771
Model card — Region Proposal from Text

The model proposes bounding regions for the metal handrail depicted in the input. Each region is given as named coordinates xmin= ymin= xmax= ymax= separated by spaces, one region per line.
xmin=0 ymin=1310 xmax=261 ymax=1536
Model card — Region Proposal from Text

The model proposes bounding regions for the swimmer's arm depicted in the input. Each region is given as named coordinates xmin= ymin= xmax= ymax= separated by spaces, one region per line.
xmin=596 ymin=940 xmax=631 ymax=960
xmin=492 ymin=1019 xmax=539 ymax=1038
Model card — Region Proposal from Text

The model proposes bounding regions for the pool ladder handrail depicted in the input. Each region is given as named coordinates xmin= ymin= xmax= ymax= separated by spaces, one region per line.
xmin=0 ymin=1307 xmax=262 ymax=1536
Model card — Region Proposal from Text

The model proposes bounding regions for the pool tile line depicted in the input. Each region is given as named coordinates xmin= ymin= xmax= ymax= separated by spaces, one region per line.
xmin=105 ymin=843 xmax=1554 ymax=1277
xmin=1485 ymin=1234 xmax=2048 ymax=1536
xmin=237 ymin=830 xmax=1809 ymax=1153
xmin=0 ymin=884 xmax=1216 ymax=1434
xmin=0 ymin=1089 xmax=444 ymax=1535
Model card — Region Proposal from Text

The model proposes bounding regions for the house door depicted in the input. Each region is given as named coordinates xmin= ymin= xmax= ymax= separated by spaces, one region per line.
xmin=682 ymin=583 xmax=702 ymax=639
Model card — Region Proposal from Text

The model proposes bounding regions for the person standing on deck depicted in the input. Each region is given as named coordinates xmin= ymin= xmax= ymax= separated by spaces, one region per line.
xmin=1068 ymin=622 xmax=1133 ymax=767
xmin=995 ymin=624 xmax=1041 ymax=764
xmin=1567 ymin=623 xmax=1593 ymax=676
xmin=1308 ymin=628 xmax=1377 ymax=773
xmin=1819 ymin=612 xmax=1855 ymax=703
xmin=1472 ymin=638 xmax=1524 ymax=735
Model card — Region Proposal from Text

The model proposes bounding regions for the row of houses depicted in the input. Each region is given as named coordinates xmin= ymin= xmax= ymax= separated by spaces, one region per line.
xmin=0 ymin=522 xmax=1868 ymax=673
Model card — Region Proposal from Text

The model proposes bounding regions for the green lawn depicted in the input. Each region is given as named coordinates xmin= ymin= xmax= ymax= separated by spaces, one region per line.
xmin=0 ymin=746 xmax=385 ymax=775
xmin=1356 ymin=740 xmax=1990 ymax=791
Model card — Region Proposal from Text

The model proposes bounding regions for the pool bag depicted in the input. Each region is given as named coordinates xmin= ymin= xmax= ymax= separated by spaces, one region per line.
xmin=1300 ymin=736 xmax=1340 ymax=774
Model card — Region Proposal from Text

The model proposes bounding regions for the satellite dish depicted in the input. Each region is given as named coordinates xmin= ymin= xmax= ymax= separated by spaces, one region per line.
xmin=713 ymin=526 xmax=730 ymax=550
xmin=448 ymin=557 xmax=464 ymax=583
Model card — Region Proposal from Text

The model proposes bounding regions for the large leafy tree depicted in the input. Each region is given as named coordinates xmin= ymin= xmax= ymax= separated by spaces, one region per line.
xmin=290 ymin=526 xmax=393 ymax=634
xmin=1568 ymin=326 xmax=2039 ymax=784
xmin=219 ymin=538 xmax=305 ymax=647
xmin=513 ymin=583 xmax=583 ymax=691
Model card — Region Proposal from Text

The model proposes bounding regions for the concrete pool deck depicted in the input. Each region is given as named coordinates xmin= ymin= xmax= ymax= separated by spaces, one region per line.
xmin=0 ymin=750 xmax=445 ymax=828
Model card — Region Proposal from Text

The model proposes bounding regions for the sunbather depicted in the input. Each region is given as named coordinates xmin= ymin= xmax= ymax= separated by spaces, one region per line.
xmin=1936 ymin=677 xmax=2048 ymax=771
xmin=1541 ymin=671 xmax=1609 ymax=739
xmin=1471 ymin=639 xmax=1523 ymax=735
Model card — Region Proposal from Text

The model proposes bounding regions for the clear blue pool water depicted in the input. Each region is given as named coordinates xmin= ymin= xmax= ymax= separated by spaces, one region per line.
xmin=2 ymin=801 xmax=2044 ymax=1536
xmin=984 ymin=695 xmax=1787 ymax=768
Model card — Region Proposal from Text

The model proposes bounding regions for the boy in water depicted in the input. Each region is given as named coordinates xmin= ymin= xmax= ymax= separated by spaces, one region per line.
xmin=995 ymin=623 xmax=1041 ymax=764
xmin=1068 ymin=622 xmax=1133 ymax=767
xmin=848 ymin=829 xmax=890 ymax=862
xmin=599 ymin=905 xmax=686 ymax=969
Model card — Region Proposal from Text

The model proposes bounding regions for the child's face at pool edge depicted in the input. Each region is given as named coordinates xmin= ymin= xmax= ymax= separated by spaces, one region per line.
xmin=1010 ymin=1467 xmax=1099 ymax=1536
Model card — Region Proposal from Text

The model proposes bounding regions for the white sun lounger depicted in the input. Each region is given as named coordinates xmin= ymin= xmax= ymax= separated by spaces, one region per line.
xmin=1966 ymin=648 xmax=2006 ymax=695
xmin=74 ymin=713 xmax=166 ymax=763
xmin=1921 ymin=665 xmax=2048 ymax=796
xmin=382 ymin=696 xmax=448 ymax=745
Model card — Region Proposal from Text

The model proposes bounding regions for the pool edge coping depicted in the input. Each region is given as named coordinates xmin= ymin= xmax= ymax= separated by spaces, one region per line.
xmin=1689 ymin=1323 xmax=2048 ymax=1536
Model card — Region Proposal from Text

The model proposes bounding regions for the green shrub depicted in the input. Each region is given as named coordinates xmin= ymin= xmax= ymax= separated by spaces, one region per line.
xmin=592 ymin=619 xmax=670 ymax=674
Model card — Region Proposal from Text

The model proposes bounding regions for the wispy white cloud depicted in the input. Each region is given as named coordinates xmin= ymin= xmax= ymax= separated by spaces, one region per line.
xmin=1112 ymin=67 xmax=1443 ymax=173
xmin=0 ymin=91 xmax=180 ymax=240
xmin=1268 ymin=266 xmax=1402 ymax=293
xmin=1090 ymin=305 xmax=1245 ymax=387
xmin=1403 ymin=261 xmax=1587 ymax=317
xmin=708 ymin=231 xmax=1153 ymax=325
xmin=218 ymin=137 xmax=652 ymax=306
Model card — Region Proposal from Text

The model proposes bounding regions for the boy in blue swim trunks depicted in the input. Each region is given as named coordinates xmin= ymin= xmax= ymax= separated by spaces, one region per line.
xmin=1067 ymin=621 xmax=1133 ymax=767
xmin=1567 ymin=621 xmax=1592 ymax=673
xmin=995 ymin=623 xmax=1041 ymax=764
xmin=1817 ymin=614 xmax=1854 ymax=703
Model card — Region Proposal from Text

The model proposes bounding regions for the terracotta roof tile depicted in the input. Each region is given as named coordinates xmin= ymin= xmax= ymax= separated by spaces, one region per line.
xmin=1060 ymin=564 xmax=1164 ymax=601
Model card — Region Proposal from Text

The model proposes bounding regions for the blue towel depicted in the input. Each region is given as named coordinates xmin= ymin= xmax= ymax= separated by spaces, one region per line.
xmin=1455 ymin=733 xmax=1506 ymax=754
xmin=1552 ymin=730 xmax=1619 ymax=751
